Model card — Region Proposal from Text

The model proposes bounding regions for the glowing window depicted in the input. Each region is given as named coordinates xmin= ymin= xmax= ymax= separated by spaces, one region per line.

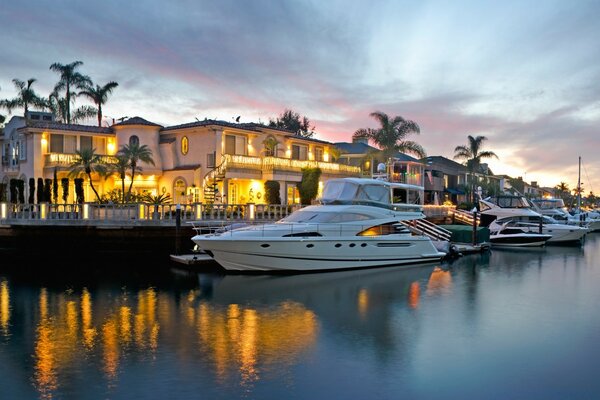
xmin=181 ymin=136 xmax=189 ymax=155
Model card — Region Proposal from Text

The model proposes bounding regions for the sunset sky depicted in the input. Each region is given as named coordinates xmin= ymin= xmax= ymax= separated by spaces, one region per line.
xmin=1 ymin=0 xmax=599 ymax=190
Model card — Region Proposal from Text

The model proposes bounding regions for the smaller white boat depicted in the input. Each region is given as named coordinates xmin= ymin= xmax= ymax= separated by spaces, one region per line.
xmin=489 ymin=224 xmax=552 ymax=247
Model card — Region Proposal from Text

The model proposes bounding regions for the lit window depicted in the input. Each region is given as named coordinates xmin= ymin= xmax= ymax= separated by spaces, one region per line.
xmin=129 ymin=135 xmax=139 ymax=146
xmin=181 ymin=136 xmax=189 ymax=155
xmin=291 ymin=144 xmax=308 ymax=160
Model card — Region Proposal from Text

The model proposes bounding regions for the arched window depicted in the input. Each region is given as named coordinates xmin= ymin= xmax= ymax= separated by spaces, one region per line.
xmin=129 ymin=135 xmax=139 ymax=146
xmin=181 ymin=136 xmax=189 ymax=155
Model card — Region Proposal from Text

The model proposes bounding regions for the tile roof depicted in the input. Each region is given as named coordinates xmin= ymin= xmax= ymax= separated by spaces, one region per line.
xmin=112 ymin=116 xmax=162 ymax=127
xmin=20 ymin=120 xmax=113 ymax=134
xmin=334 ymin=142 xmax=421 ymax=162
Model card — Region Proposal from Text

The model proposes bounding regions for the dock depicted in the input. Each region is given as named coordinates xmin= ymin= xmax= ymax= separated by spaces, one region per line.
xmin=170 ymin=252 xmax=217 ymax=266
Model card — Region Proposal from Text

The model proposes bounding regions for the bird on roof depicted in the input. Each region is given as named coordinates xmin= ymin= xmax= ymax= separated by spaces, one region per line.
xmin=235 ymin=116 xmax=241 ymax=122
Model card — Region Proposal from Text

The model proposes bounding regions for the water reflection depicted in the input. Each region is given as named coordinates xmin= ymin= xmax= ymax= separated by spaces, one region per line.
xmin=0 ymin=262 xmax=440 ymax=398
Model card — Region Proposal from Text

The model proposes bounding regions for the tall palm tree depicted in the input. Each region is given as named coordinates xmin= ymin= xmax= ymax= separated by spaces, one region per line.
xmin=352 ymin=111 xmax=426 ymax=163
xmin=555 ymin=182 xmax=569 ymax=200
xmin=453 ymin=135 xmax=498 ymax=205
xmin=119 ymin=143 xmax=155 ymax=200
xmin=108 ymin=153 xmax=130 ymax=203
xmin=49 ymin=61 xmax=92 ymax=124
xmin=68 ymin=148 xmax=107 ymax=202
xmin=47 ymin=90 xmax=97 ymax=124
xmin=0 ymin=78 xmax=46 ymax=117
xmin=79 ymin=81 xmax=119 ymax=127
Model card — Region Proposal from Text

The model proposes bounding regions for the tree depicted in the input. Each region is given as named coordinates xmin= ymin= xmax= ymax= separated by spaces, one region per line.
xmin=28 ymin=178 xmax=35 ymax=204
xmin=107 ymin=153 xmax=131 ymax=203
xmin=269 ymin=109 xmax=315 ymax=138
xmin=68 ymin=148 xmax=107 ymax=202
xmin=297 ymin=167 xmax=322 ymax=205
xmin=61 ymin=178 xmax=69 ymax=203
xmin=47 ymin=89 xmax=97 ymax=124
xmin=49 ymin=61 xmax=92 ymax=124
xmin=52 ymin=168 xmax=59 ymax=204
xmin=353 ymin=111 xmax=426 ymax=164
xmin=264 ymin=180 xmax=281 ymax=204
xmin=118 ymin=143 xmax=155 ymax=201
xmin=79 ymin=81 xmax=119 ymax=127
xmin=36 ymin=178 xmax=44 ymax=203
xmin=261 ymin=135 xmax=280 ymax=157
xmin=453 ymin=135 xmax=498 ymax=206
xmin=555 ymin=182 xmax=570 ymax=201
xmin=0 ymin=78 xmax=46 ymax=117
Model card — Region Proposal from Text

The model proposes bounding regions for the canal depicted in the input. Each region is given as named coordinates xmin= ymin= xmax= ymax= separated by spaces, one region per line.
xmin=1 ymin=234 xmax=599 ymax=399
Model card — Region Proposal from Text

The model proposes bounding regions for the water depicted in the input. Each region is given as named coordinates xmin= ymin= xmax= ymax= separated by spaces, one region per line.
xmin=1 ymin=235 xmax=600 ymax=399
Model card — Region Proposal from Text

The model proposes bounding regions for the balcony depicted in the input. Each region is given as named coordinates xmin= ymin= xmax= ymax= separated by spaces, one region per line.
xmin=44 ymin=153 xmax=116 ymax=168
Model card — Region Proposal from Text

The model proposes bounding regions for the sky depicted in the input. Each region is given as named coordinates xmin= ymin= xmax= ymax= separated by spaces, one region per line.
xmin=1 ymin=0 xmax=599 ymax=190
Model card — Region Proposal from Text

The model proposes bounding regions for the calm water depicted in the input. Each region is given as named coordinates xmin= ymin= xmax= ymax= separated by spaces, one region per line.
xmin=1 ymin=235 xmax=600 ymax=400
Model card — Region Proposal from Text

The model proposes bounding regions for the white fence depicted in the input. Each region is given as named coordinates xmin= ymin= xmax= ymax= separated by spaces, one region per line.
xmin=0 ymin=202 xmax=302 ymax=223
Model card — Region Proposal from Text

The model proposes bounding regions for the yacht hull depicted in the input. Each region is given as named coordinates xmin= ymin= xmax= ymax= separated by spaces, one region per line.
xmin=490 ymin=233 xmax=551 ymax=247
xmin=193 ymin=236 xmax=446 ymax=272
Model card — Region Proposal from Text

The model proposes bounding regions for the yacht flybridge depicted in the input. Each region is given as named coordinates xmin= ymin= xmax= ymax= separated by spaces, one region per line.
xmin=190 ymin=178 xmax=446 ymax=272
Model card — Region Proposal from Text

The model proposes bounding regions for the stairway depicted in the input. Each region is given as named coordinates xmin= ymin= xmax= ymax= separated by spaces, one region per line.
xmin=451 ymin=208 xmax=480 ymax=226
xmin=399 ymin=219 xmax=452 ymax=242
xmin=203 ymin=158 xmax=227 ymax=203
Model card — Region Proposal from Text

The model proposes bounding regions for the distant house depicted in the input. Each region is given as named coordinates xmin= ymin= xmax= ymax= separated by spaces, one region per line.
xmin=334 ymin=137 xmax=425 ymax=187
xmin=420 ymin=156 xmax=468 ymax=205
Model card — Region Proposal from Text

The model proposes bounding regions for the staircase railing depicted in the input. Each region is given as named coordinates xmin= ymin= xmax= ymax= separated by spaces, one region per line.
xmin=399 ymin=218 xmax=452 ymax=241
xmin=452 ymin=208 xmax=480 ymax=226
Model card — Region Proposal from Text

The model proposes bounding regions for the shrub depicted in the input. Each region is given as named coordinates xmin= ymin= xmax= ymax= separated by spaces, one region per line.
xmin=264 ymin=180 xmax=281 ymax=204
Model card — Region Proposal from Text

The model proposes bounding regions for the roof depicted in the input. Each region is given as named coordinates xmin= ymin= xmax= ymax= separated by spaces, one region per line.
xmin=334 ymin=142 xmax=421 ymax=162
xmin=421 ymin=156 xmax=468 ymax=172
xmin=19 ymin=120 xmax=113 ymax=134
xmin=161 ymin=120 xmax=332 ymax=144
xmin=112 ymin=116 xmax=163 ymax=128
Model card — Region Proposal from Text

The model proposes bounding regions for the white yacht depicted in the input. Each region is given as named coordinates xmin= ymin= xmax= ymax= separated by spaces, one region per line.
xmin=191 ymin=178 xmax=447 ymax=272
xmin=479 ymin=195 xmax=588 ymax=245
xmin=531 ymin=198 xmax=600 ymax=232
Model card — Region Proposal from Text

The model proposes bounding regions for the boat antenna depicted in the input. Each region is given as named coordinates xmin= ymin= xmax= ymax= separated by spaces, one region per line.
xmin=577 ymin=156 xmax=581 ymax=211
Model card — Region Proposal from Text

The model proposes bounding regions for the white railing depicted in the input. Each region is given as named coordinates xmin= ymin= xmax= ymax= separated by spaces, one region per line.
xmin=0 ymin=202 xmax=301 ymax=223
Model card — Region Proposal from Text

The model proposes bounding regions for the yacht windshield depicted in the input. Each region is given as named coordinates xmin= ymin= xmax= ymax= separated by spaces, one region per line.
xmin=533 ymin=199 xmax=566 ymax=209
xmin=279 ymin=210 xmax=374 ymax=223
xmin=495 ymin=196 xmax=530 ymax=208
xmin=321 ymin=180 xmax=390 ymax=205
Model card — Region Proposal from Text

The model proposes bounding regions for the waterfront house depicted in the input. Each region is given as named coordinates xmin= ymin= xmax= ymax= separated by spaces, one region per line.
xmin=1 ymin=112 xmax=361 ymax=205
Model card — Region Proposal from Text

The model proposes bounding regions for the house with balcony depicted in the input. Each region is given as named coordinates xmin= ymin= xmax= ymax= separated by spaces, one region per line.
xmin=1 ymin=113 xmax=360 ymax=205
xmin=334 ymin=137 xmax=425 ymax=189
xmin=421 ymin=156 xmax=468 ymax=205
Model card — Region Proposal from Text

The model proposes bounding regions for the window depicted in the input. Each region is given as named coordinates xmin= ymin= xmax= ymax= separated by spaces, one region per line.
xmin=80 ymin=136 xmax=93 ymax=152
xmin=224 ymin=135 xmax=247 ymax=155
xmin=291 ymin=144 xmax=308 ymax=160
xmin=42 ymin=115 xmax=52 ymax=121
xmin=181 ymin=136 xmax=189 ymax=155
xmin=50 ymin=134 xmax=64 ymax=153
xmin=64 ymin=135 xmax=77 ymax=153
xmin=173 ymin=178 xmax=187 ymax=204
xmin=207 ymin=152 xmax=215 ymax=168
xmin=93 ymin=137 xmax=107 ymax=154
xmin=129 ymin=135 xmax=139 ymax=146
xmin=30 ymin=114 xmax=40 ymax=120
xmin=314 ymin=147 xmax=324 ymax=161
xmin=19 ymin=140 xmax=26 ymax=161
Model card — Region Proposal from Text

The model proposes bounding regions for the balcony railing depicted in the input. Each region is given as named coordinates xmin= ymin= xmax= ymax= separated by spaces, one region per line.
xmin=44 ymin=153 xmax=116 ymax=167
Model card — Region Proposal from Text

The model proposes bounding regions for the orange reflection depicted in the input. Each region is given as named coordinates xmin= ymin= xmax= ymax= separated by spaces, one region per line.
xmin=34 ymin=288 xmax=57 ymax=399
xmin=81 ymin=289 xmax=97 ymax=349
xmin=0 ymin=279 xmax=9 ymax=335
xmin=357 ymin=288 xmax=369 ymax=318
xmin=427 ymin=267 xmax=453 ymax=295
xmin=102 ymin=318 xmax=119 ymax=383
xmin=408 ymin=282 xmax=421 ymax=309
xmin=195 ymin=301 xmax=318 ymax=386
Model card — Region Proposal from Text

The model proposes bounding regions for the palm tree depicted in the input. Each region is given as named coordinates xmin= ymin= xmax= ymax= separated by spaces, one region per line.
xmin=555 ymin=182 xmax=569 ymax=200
xmin=49 ymin=61 xmax=92 ymax=124
xmin=68 ymin=148 xmax=107 ymax=202
xmin=352 ymin=111 xmax=426 ymax=163
xmin=47 ymin=90 xmax=97 ymax=124
xmin=119 ymin=143 xmax=155 ymax=200
xmin=79 ymin=81 xmax=119 ymax=127
xmin=107 ymin=153 xmax=130 ymax=203
xmin=0 ymin=78 xmax=46 ymax=117
xmin=453 ymin=135 xmax=498 ymax=205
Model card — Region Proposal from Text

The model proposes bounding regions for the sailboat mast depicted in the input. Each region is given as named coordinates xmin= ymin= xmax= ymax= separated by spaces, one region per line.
xmin=577 ymin=156 xmax=581 ymax=210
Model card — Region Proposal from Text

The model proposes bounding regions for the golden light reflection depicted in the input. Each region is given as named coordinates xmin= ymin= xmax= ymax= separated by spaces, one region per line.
xmin=408 ymin=282 xmax=421 ymax=309
xmin=427 ymin=267 xmax=453 ymax=295
xmin=119 ymin=306 xmax=132 ymax=345
xmin=81 ymin=289 xmax=97 ymax=349
xmin=194 ymin=301 xmax=318 ymax=385
xmin=102 ymin=318 xmax=119 ymax=382
xmin=357 ymin=289 xmax=369 ymax=318
xmin=0 ymin=279 xmax=10 ymax=335
xmin=34 ymin=288 xmax=57 ymax=399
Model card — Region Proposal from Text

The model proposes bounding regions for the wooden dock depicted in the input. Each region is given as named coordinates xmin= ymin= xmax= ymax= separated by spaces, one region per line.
xmin=170 ymin=252 xmax=217 ymax=266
